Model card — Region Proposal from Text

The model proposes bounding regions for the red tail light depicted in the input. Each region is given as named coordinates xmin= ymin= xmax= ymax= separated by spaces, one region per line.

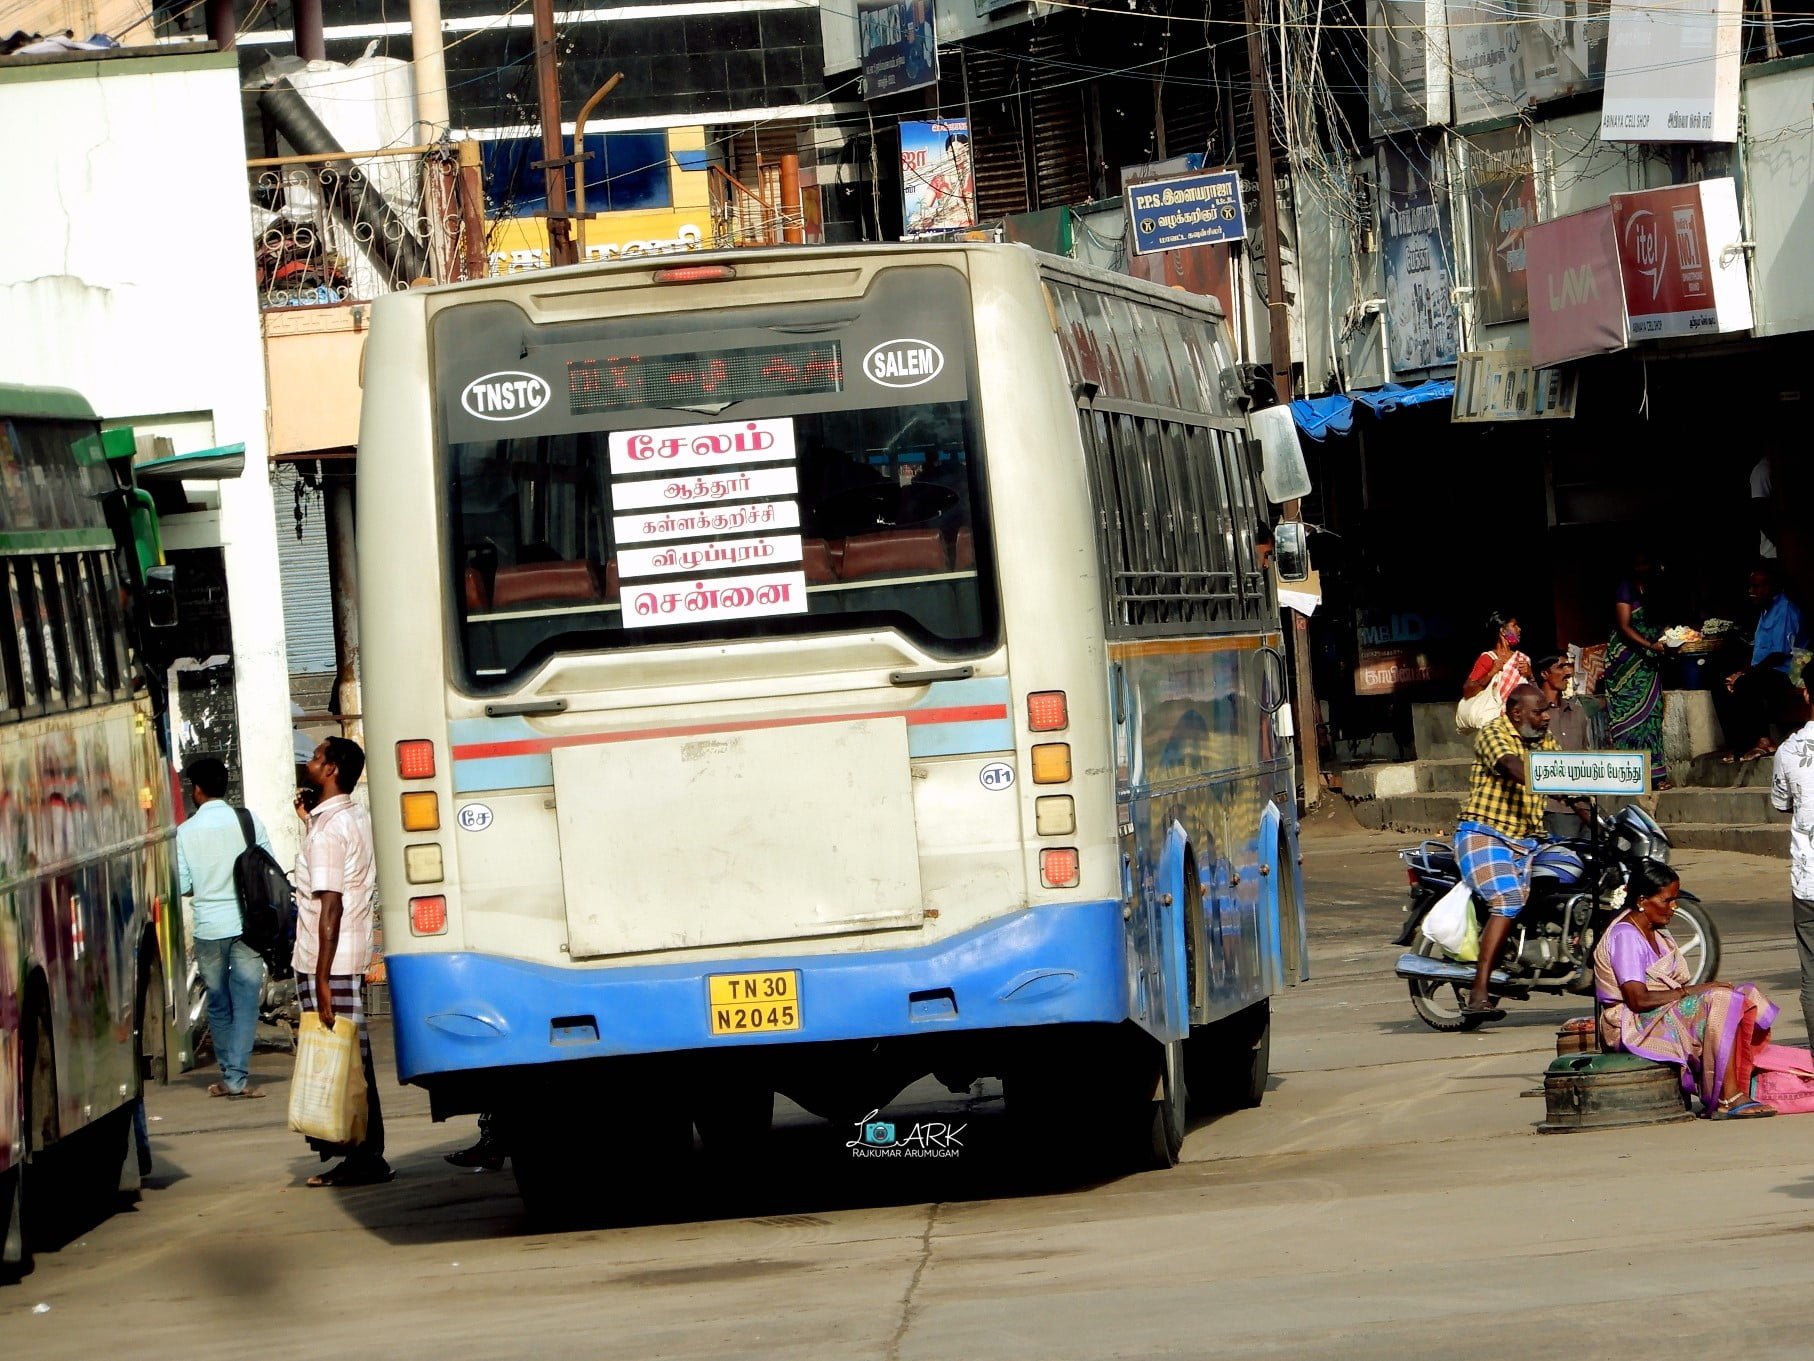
xmin=1027 ymin=690 xmax=1069 ymax=732
xmin=396 ymin=740 xmax=436 ymax=780
xmin=410 ymin=896 xmax=448 ymax=935
xmin=653 ymin=264 xmax=736 ymax=283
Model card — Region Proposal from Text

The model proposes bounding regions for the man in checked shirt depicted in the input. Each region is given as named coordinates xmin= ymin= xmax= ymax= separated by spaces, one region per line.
xmin=293 ymin=737 xmax=392 ymax=1187
xmin=1457 ymin=684 xmax=1560 ymax=1023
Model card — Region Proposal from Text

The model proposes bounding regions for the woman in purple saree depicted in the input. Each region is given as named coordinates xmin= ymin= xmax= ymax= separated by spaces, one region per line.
xmin=1593 ymin=860 xmax=1779 ymax=1119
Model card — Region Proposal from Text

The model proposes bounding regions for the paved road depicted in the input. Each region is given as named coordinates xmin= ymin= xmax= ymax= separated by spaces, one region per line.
xmin=7 ymin=821 xmax=1813 ymax=1359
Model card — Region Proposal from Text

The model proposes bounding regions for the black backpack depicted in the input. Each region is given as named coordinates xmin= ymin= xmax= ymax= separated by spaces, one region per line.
xmin=232 ymin=807 xmax=295 ymax=973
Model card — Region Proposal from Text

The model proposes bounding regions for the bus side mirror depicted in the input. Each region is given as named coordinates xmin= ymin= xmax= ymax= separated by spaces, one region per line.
xmin=144 ymin=565 xmax=178 ymax=629
xmin=1274 ymin=522 xmax=1310 ymax=583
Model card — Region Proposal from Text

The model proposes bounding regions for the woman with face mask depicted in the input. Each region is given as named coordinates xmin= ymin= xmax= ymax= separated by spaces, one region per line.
xmin=1605 ymin=552 xmax=1673 ymax=790
xmin=1461 ymin=611 xmax=1533 ymax=710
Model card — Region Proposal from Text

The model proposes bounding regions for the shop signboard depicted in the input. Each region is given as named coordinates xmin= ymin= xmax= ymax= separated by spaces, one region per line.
xmin=1447 ymin=0 xmax=1521 ymax=125
xmin=1367 ymin=0 xmax=1451 ymax=134
xmin=1525 ymin=205 xmax=1627 ymax=368
xmin=1379 ymin=136 xmax=1461 ymax=373
xmin=900 ymin=118 xmax=975 ymax=236
xmin=1600 ymin=0 xmax=1741 ymax=141
xmin=1124 ymin=170 xmax=1247 ymax=255
xmin=1610 ymin=178 xmax=1753 ymax=339
xmin=1744 ymin=66 xmax=1814 ymax=338
xmin=860 ymin=0 xmax=940 ymax=100
xmin=1465 ymin=126 xmax=1538 ymax=324
xmin=1452 ymin=349 xmax=1579 ymax=421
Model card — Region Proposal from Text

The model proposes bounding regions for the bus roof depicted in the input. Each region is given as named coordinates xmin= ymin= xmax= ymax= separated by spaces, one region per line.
xmin=0 ymin=382 xmax=99 ymax=422
xmin=401 ymin=241 xmax=1227 ymax=322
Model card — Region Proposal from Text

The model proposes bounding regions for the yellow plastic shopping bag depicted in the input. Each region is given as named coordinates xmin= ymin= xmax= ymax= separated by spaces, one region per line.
xmin=288 ymin=1012 xmax=363 ymax=1144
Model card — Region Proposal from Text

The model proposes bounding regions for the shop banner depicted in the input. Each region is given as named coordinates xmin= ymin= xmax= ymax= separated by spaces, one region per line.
xmin=1601 ymin=0 xmax=1741 ymax=141
xmin=1124 ymin=169 xmax=1247 ymax=255
xmin=1447 ymin=0 xmax=1521 ymax=125
xmin=1525 ymin=205 xmax=1626 ymax=367
xmin=1380 ymin=137 xmax=1461 ymax=373
xmin=1610 ymin=178 xmax=1753 ymax=338
xmin=1447 ymin=0 xmax=1610 ymax=124
xmin=1367 ymin=0 xmax=1451 ymax=134
xmin=901 ymin=118 xmax=975 ymax=236
xmin=1465 ymin=127 xmax=1538 ymax=325
xmin=1452 ymin=349 xmax=1579 ymax=421
xmin=860 ymin=0 xmax=939 ymax=100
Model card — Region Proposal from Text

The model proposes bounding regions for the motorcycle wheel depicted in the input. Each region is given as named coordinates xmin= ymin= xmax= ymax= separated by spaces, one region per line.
xmin=1407 ymin=935 xmax=1486 ymax=1033
xmin=1665 ymin=899 xmax=1722 ymax=986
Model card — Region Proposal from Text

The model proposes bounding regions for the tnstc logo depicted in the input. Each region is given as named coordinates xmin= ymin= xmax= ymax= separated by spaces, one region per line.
xmin=461 ymin=370 xmax=551 ymax=421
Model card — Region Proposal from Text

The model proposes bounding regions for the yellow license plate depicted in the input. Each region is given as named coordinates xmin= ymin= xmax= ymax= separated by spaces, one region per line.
xmin=707 ymin=970 xmax=802 ymax=1036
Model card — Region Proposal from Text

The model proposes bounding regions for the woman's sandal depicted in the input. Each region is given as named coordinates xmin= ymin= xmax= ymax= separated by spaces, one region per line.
xmin=1711 ymin=1096 xmax=1776 ymax=1120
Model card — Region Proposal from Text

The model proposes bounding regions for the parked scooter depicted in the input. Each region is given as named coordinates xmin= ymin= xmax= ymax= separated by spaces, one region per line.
xmin=1392 ymin=804 xmax=1720 ymax=1031
xmin=186 ymin=957 xmax=302 ymax=1057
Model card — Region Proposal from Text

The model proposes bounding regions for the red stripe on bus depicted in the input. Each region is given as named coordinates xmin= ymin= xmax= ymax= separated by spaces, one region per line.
xmin=452 ymin=703 xmax=1011 ymax=761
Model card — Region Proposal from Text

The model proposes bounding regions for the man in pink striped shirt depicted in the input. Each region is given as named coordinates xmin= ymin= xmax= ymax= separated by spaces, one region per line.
xmin=293 ymin=737 xmax=390 ymax=1187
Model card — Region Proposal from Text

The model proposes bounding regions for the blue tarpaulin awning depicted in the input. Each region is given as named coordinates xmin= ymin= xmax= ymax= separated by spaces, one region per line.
xmin=1289 ymin=380 xmax=1454 ymax=441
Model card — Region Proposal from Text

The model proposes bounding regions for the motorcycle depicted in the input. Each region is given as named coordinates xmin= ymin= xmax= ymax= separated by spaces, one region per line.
xmin=1392 ymin=804 xmax=1721 ymax=1032
xmin=186 ymin=956 xmax=302 ymax=1057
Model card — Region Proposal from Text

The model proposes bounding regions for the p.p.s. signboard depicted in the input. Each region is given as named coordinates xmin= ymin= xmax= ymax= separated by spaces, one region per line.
xmin=1124 ymin=170 xmax=1247 ymax=256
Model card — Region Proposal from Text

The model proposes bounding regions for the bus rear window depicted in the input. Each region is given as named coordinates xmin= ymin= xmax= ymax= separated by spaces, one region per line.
xmin=435 ymin=266 xmax=994 ymax=687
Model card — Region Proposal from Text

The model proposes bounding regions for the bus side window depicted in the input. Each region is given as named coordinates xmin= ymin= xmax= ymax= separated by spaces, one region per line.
xmin=76 ymin=553 xmax=114 ymax=699
xmin=53 ymin=555 xmax=92 ymax=707
xmin=28 ymin=558 xmax=68 ymax=710
xmin=96 ymin=553 xmax=132 ymax=699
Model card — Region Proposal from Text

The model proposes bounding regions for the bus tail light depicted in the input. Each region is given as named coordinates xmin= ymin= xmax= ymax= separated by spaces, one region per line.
xmin=409 ymin=895 xmax=448 ymax=935
xmin=653 ymin=264 xmax=736 ymax=284
xmin=405 ymin=843 xmax=444 ymax=884
xmin=1040 ymin=848 xmax=1080 ymax=889
xmin=401 ymin=792 xmax=440 ymax=831
xmin=396 ymin=740 xmax=436 ymax=780
xmin=1027 ymin=691 xmax=1068 ymax=731
xmin=1031 ymin=743 xmax=1071 ymax=784
xmin=1035 ymin=796 xmax=1076 ymax=836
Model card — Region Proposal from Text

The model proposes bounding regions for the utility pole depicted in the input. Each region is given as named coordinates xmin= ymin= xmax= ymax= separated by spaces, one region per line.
xmin=1242 ymin=0 xmax=1322 ymax=807
xmin=531 ymin=0 xmax=580 ymax=267
xmin=409 ymin=0 xmax=451 ymax=141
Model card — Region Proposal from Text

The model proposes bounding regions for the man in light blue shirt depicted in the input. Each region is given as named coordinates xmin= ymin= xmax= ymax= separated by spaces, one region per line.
xmin=177 ymin=758 xmax=272 ymax=1099
xmin=1720 ymin=562 xmax=1810 ymax=762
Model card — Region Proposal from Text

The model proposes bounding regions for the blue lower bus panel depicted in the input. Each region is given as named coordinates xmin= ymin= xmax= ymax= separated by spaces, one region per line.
xmin=386 ymin=899 xmax=1132 ymax=1082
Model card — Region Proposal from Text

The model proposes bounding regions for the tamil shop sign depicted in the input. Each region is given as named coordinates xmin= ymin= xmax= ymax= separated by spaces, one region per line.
xmin=860 ymin=0 xmax=939 ymax=99
xmin=1610 ymin=179 xmax=1753 ymax=339
xmin=1124 ymin=170 xmax=1247 ymax=255
xmin=1525 ymin=205 xmax=1628 ymax=369
xmin=1601 ymin=0 xmax=1741 ymax=141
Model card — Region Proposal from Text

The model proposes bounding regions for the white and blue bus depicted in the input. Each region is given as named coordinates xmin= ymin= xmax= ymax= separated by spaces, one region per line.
xmin=356 ymin=244 xmax=1307 ymax=1209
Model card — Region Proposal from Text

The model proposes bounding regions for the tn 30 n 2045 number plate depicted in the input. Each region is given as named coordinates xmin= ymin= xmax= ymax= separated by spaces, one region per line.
xmin=707 ymin=970 xmax=801 ymax=1036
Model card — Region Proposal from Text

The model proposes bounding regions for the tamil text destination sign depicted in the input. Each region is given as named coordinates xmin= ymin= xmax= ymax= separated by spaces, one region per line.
xmin=1528 ymin=749 xmax=1651 ymax=797
xmin=1380 ymin=136 xmax=1461 ymax=373
xmin=1601 ymin=0 xmax=1741 ymax=141
xmin=860 ymin=0 xmax=940 ymax=99
xmin=1525 ymin=205 xmax=1628 ymax=367
xmin=1610 ymin=178 xmax=1753 ymax=339
xmin=1124 ymin=170 xmax=1247 ymax=255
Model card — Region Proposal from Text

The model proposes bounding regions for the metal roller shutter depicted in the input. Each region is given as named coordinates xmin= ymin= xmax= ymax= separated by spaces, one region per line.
xmin=271 ymin=467 xmax=336 ymax=681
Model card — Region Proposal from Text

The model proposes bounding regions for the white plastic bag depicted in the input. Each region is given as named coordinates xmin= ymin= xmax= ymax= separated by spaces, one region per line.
xmin=1421 ymin=881 xmax=1477 ymax=955
xmin=1455 ymin=684 xmax=1503 ymax=734
xmin=288 ymin=1012 xmax=364 ymax=1144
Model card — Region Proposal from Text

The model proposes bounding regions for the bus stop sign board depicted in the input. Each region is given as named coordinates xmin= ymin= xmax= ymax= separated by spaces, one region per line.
xmin=1125 ymin=170 xmax=1247 ymax=256
xmin=1528 ymin=749 xmax=1652 ymax=797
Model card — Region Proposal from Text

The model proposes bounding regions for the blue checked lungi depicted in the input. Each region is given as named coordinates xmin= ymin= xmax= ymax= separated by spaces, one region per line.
xmin=1454 ymin=820 xmax=1542 ymax=918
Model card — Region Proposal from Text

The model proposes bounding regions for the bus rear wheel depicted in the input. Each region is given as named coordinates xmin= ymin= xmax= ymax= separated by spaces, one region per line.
xmin=1184 ymin=999 xmax=1271 ymax=1115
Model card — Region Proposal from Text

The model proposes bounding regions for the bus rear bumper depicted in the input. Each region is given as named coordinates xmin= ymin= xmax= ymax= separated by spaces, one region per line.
xmin=386 ymin=899 xmax=1130 ymax=1084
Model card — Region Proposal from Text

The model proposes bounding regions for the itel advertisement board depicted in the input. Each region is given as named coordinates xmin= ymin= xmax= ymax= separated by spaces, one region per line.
xmin=1610 ymin=178 xmax=1753 ymax=339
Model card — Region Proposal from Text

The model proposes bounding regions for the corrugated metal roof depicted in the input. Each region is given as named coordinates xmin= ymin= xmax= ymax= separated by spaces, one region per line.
xmin=272 ymin=468 xmax=336 ymax=677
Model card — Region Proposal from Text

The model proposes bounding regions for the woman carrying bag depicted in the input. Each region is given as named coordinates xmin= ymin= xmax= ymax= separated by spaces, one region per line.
xmin=1457 ymin=611 xmax=1531 ymax=733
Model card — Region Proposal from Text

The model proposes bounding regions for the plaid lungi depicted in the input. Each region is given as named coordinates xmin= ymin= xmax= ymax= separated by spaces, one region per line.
xmin=295 ymin=973 xmax=385 ymax=1159
xmin=1454 ymin=820 xmax=1541 ymax=918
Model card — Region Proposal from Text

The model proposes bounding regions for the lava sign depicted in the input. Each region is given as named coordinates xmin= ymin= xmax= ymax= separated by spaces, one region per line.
xmin=1125 ymin=170 xmax=1247 ymax=256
